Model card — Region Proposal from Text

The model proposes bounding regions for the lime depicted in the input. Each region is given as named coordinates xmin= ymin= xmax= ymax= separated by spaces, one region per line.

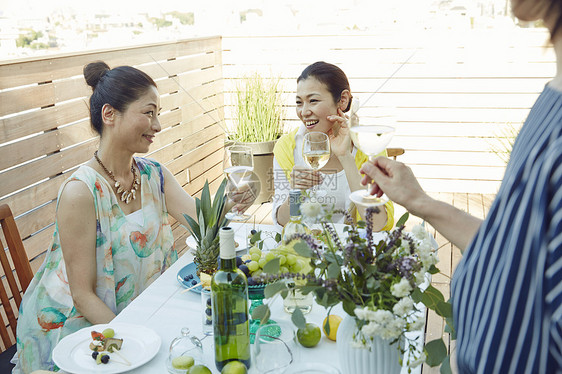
xmin=297 ymin=323 xmax=321 ymax=348
xmin=221 ymin=360 xmax=248 ymax=374
xmin=188 ymin=365 xmax=212 ymax=374
xmin=101 ymin=328 xmax=115 ymax=338
xmin=322 ymin=315 xmax=342 ymax=341
xmin=172 ymin=355 xmax=194 ymax=370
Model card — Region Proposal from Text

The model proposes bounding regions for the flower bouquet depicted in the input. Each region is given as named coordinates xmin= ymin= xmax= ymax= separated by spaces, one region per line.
xmin=253 ymin=206 xmax=455 ymax=373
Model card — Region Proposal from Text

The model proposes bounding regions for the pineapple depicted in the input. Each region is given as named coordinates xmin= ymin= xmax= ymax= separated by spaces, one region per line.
xmin=183 ymin=179 xmax=229 ymax=276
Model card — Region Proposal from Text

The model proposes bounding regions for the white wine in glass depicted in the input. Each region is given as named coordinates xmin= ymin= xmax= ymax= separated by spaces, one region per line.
xmin=349 ymin=102 xmax=396 ymax=207
xmin=302 ymin=131 xmax=330 ymax=199
xmin=224 ymin=145 xmax=256 ymax=221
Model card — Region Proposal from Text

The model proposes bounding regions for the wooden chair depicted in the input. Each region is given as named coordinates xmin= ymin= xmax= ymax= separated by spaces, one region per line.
xmin=0 ymin=204 xmax=33 ymax=351
xmin=387 ymin=148 xmax=405 ymax=160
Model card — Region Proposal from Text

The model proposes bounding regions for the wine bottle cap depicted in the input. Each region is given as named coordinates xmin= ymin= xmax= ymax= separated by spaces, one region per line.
xmin=289 ymin=189 xmax=301 ymax=217
xmin=219 ymin=226 xmax=236 ymax=259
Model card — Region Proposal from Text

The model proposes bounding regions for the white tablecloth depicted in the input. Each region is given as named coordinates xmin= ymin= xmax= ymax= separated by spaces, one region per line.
xmin=110 ymin=222 xmax=424 ymax=374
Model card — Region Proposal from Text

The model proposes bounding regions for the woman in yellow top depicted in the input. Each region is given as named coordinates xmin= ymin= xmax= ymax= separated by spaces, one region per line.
xmin=272 ymin=61 xmax=393 ymax=230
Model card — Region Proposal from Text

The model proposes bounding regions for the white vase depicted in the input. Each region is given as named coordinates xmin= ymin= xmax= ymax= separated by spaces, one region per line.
xmin=336 ymin=315 xmax=402 ymax=374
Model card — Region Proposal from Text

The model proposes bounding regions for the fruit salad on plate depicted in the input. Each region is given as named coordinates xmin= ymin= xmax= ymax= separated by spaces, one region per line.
xmin=88 ymin=328 xmax=131 ymax=366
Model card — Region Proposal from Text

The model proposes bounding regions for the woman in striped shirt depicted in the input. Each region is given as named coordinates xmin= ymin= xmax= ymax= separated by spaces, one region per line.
xmin=361 ymin=0 xmax=562 ymax=372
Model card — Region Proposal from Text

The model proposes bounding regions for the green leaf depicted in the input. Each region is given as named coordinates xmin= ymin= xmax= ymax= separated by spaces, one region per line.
xmin=211 ymin=179 xmax=228 ymax=219
xmin=293 ymin=241 xmax=313 ymax=257
xmin=420 ymin=284 xmax=445 ymax=310
xmin=275 ymin=233 xmax=282 ymax=243
xmin=411 ymin=287 xmax=423 ymax=303
xmin=428 ymin=264 xmax=440 ymax=274
xmin=249 ymin=231 xmax=262 ymax=245
xmin=440 ymin=356 xmax=452 ymax=374
xmin=435 ymin=300 xmax=453 ymax=318
xmin=299 ymin=285 xmax=319 ymax=295
xmin=200 ymin=180 xmax=212 ymax=226
xmin=324 ymin=315 xmax=331 ymax=335
xmin=263 ymin=257 xmax=280 ymax=274
xmin=342 ymin=299 xmax=356 ymax=316
xmin=182 ymin=213 xmax=200 ymax=241
xmin=445 ymin=316 xmax=456 ymax=339
xmin=251 ymin=304 xmax=270 ymax=323
xmin=264 ymin=280 xmax=287 ymax=298
xmin=195 ymin=197 xmax=202 ymax=224
xmin=327 ymin=263 xmax=340 ymax=279
xmin=396 ymin=212 xmax=409 ymax=227
xmin=424 ymin=338 xmax=447 ymax=367
xmin=291 ymin=307 xmax=307 ymax=330
xmin=197 ymin=209 xmax=207 ymax=240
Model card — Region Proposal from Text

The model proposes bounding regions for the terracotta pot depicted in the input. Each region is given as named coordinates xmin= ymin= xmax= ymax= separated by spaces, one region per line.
xmin=225 ymin=139 xmax=277 ymax=204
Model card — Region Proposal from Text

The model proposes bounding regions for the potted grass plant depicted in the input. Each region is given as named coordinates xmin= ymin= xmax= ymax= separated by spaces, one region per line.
xmin=228 ymin=72 xmax=286 ymax=203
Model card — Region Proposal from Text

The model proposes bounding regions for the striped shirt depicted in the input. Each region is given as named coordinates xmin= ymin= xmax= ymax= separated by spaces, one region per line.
xmin=452 ymin=84 xmax=562 ymax=373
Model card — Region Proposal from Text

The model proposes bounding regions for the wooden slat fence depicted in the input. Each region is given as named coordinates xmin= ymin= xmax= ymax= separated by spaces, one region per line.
xmin=0 ymin=36 xmax=226 ymax=350
xmin=221 ymin=28 xmax=555 ymax=194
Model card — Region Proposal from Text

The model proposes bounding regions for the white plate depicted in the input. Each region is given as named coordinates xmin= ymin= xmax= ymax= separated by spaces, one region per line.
xmin=52 ymin=322 xmax=161 ymax=374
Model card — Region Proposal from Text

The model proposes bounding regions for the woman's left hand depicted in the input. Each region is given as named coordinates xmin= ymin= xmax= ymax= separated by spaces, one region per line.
xmin=226 ymin=179 xmax=259 ymax=214
xmin=327 ymin=108 xmax=352 ymax=157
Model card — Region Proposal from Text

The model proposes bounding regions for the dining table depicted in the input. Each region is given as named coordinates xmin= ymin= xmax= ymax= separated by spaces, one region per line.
xmin=61 ymin=222 xmax=425 ymax=374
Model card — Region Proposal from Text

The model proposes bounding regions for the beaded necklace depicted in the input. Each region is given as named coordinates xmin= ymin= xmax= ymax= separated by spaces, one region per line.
xmin=94 ymin=151 xmax=139 ymax=204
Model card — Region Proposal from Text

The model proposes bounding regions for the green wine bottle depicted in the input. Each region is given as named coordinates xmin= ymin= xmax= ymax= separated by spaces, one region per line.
xmin=211 ymin=226 xmax=251 ymax=371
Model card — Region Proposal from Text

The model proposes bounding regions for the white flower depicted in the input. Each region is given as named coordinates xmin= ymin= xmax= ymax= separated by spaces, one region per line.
xmin=361 ymin=314 xmax=405 ymax=340
xmin=354 ymin=307 xmax=369 ymax=320
xmin=393 ymin=297 xmax=414 ymax=316
xmin=408 ymin=351 xmax=427 ymax=368
xmin=385 ymin=317 xmax=406 ymax=339
xmin=391 ymin=278 xmax=413 ymax=298
xmin=300 ymin=201 xmax=324 ymax=219
xmin=370 ymin=309 xmax=394 ymax=324
xmin=409 ymin=316 xmax=425 ymax=331
xmin=412 ymin=224 xmax=429 ymax=241
xmin=414 ymin=271 xmax=427 ymax=286
xmin=361 ymin=321 xmax=382 ymax=337
xmin=417 ymin=241 xmax=438 ymax=267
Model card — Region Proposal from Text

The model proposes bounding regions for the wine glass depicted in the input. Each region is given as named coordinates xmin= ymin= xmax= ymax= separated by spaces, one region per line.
xmin=253 ymin=320 xmax=299 ymax=373
xmin=302 ymin=131 xmax=330 ymax=200
xmin=348 ymin=100 xmax=396 ymax=207
xmin=224 ymin=145 xmax=256 ymax=221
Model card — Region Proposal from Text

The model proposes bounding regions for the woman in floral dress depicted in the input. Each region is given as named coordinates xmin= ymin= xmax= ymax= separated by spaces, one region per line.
xmin=13 ymin=61 xmax=246 ymax=373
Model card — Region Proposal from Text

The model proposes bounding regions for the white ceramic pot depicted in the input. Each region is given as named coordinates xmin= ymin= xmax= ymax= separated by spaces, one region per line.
xmin=336 ymin=315 xmax=402 ymax=374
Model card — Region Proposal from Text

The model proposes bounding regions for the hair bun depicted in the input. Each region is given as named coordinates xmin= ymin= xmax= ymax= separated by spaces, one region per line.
xmin=83 ymin=61 xmax=111 ymax=89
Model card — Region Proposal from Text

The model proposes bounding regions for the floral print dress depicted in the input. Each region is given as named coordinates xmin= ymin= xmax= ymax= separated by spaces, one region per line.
xmin=14 ymin=157 xmax=177 ymax=374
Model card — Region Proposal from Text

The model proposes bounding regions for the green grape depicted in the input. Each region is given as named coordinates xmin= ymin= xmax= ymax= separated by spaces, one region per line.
xmin=280 ymin=266 xmax=289 ymax=274
xmin=265 ymin=252 xmax=276 ymax=262
xmin=278 ymin=255 xmax=287 ymax=265
xmin=252 ymin=269 xmax=263 ymax=277
xmin=248 ymin=261 xmax=259 ymax=272
xmin=291 ymin=262 xmax=302 ymax=272
xmin=258 ymin=258 xmax=267 ymax=268
xmin=102 ymin=328 xmax=115 ymax=338
xmin=286 ymin=254 xmax=297 ymax=266
xmin=249 ymin=246 xmax=261 ymax=256
xmin=250 ymin=253 xmax=261 ymax=262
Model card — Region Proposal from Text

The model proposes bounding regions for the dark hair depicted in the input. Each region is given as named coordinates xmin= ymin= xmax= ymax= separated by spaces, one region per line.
xmin=548 ymin=0 xmax=562 ymax=39
xmin=297 ymin=61 xmax=353 ymax=112
xmin=83 ymin=61 xmax=157 ymax=136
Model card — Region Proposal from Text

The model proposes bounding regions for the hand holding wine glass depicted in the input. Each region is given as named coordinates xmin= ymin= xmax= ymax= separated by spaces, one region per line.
xmin=348 ymin=99 xmax=396 ymax=207
xmin=223 ymin=145 xmax=259 ymax=221
xmin=302 ymin=131 xmax=330 ymax=199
